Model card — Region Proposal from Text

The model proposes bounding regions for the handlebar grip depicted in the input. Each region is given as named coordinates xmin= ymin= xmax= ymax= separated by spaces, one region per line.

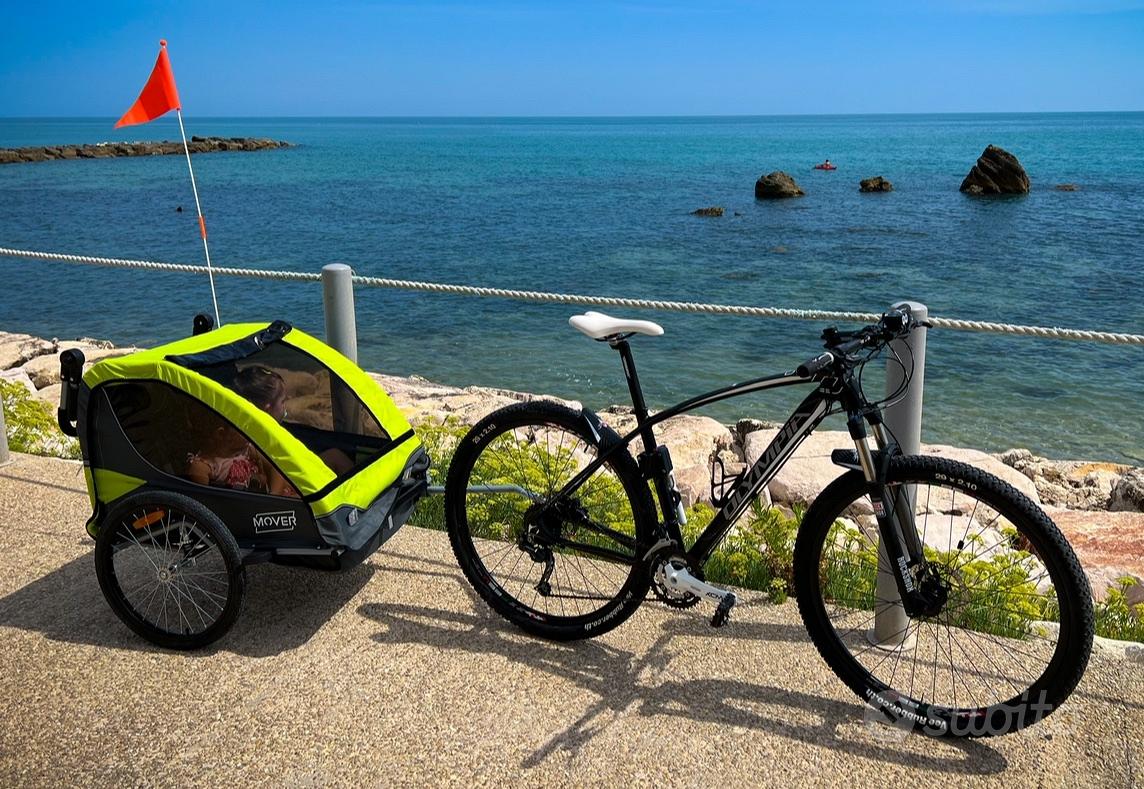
xmin=796 ymin=351 xmax=835 ymax=378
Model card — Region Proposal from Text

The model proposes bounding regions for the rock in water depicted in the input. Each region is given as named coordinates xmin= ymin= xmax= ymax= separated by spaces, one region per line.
xmin=1055 ymin=183 xmax=1080 ymax=192
xmin=859 ymin=176 xmax=893 ymax=193
xmin=691 ymin=206 xmax=725 ymax=217
xmin=754 ymin=171 xmax=804 ymax=199
xmin=960 ymin=145 xmax=1030 ymax=194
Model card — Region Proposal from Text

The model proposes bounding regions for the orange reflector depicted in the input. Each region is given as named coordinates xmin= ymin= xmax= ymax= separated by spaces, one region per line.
xmin=198 ymin=215 xmax=207 ymax=239
xmin=132 ymin=510 xmax=166 ymax=530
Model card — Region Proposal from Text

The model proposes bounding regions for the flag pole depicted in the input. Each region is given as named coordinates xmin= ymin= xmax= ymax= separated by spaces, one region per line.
xmin=174 ymin=108 xmax=221 ymax=326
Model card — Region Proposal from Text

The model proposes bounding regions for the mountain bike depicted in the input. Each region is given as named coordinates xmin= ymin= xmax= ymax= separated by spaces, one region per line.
xmin=444 ymin=306 xmax=1094 ymax=738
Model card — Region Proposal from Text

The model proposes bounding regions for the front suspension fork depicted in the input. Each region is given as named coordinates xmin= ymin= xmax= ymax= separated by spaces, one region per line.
xmin=852 ymin=420 xmax=927 ymax=611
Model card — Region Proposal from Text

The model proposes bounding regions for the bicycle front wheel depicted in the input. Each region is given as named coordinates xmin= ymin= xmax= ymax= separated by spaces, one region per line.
xmin=445 ymin=401 xmax=656 ymax=640
xmin=794 ymin=455 xmax=1093 ymax=738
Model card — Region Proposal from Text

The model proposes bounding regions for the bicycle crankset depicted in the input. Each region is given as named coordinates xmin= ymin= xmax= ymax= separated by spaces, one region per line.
xmin=649 ymin=551 xmax=730 ymax=624
xmin=648 ymin=549 xmax=738 ymax=626
xmin=654 ymin=564 xmax=704 ymax=608
xmin=650 ymin=555 xmax=702 ymax=609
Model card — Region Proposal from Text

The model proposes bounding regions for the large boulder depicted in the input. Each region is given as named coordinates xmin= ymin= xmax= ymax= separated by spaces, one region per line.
xmin=1110 ymin=469 xmax=1144 ymax=513
xmin=859 ymin=176 xmax=893 ymax=193
xmin=0 ymin=332 xmax=55 ymax=370
xmin=366 ymin=372 xmax=578 ymax=425
xmin=20 ymin=344 xmax=135 ymax=389
xmin=754 ymin=171 xmax=804 ymax=199
xmin=743 ymin=428 xmax=854 ymax=507
xmin=34 ymin=382 xmax=63 ymax=406
xmin=959 ymin=145 xmax=1029 ymax=195
xmin=1048 ymin=508 xmax=1144 ymax=604
xmin=999 ymin=448 xmax=1128 ymax=510
xmin=0 ymin=368 xmax=37 ymax=395
xmin=740 ymin=430 xmax=1042 ymax=509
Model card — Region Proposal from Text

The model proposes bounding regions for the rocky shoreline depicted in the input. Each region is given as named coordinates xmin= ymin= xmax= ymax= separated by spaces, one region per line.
xmin=2 ymin=327 xmax=1142 ymax=606
xmin=0 ymin=136 xmax=291 ymax=165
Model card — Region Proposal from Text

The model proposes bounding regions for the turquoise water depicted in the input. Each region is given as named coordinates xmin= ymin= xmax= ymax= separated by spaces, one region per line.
xmin=0 ymin=115 xmax=1141 ymax=462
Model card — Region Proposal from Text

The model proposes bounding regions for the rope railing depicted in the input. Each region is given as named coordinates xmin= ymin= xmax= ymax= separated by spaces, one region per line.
xmin=2 ymin=246 xmax=1141 ymax=346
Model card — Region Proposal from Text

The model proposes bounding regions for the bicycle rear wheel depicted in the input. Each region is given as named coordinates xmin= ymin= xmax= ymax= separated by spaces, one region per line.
xmin=445 ymin=401 xmax=655 ymax=640
xmin=794 ymin=455 xmax=1093 ymax=738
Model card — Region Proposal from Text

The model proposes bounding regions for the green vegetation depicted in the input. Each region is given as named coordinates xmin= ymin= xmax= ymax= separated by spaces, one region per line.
xmin=820 ymin=519 xmax=1057 ymax=640
xmin=1093 ymin=577 xmax=1144 ymax=643
xmin=682 ymin=500 xmax=799 ymax=604
xmin=1 ymin=379 xmax=79 ymax=459
xmin=406 ymin=416 xmax=467 ymax=530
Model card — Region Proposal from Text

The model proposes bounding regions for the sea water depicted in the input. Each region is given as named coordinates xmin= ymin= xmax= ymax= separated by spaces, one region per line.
xmin=0 ymin=114 xmax=1141 ymax=462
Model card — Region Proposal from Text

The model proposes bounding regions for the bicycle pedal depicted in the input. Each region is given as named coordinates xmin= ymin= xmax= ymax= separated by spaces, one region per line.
xmin=710 ymin=592 xmax=737 ymax=628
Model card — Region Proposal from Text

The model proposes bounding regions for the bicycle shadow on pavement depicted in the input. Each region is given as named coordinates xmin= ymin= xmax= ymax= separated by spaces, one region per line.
xmin=0 ymin=550 xmax=373 ymax=658
xmin=358 ymin=581 xmax=1008 ymax=776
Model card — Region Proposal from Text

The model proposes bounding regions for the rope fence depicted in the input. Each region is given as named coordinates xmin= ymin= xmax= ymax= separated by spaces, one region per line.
xmin=2 ymin=246 xmax=1141 ymax=346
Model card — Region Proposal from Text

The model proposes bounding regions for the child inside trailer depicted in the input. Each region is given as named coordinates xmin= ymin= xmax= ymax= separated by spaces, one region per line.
xmin=232 ymin=365 xmax=354 ymax=476
xmin=185 ymin=409 xmax=298 ymax=497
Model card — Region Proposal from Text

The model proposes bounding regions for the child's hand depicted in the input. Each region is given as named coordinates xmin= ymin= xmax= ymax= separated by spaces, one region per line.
xmin=187 ymin=458 xmax=211 ymax=486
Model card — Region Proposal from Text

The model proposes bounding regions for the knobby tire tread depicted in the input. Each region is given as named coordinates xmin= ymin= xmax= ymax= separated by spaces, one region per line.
xmin=445 ymin=401 xmax=655 ymax=641
xmin=793 ymin=454 xmax=1093 ymax=738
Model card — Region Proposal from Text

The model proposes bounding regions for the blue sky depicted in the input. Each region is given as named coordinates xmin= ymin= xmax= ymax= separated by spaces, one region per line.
xmin=2 ymin=0 xmax=1142 ymax=116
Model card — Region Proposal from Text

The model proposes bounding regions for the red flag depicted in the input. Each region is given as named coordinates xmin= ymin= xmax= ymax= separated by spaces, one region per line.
xmin=115 ymin=40 xmax=181 ymax=128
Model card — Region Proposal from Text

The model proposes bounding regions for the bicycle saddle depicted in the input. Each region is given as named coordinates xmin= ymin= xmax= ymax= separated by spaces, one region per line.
xmin=569 ymin=311 xmax=664 ymax=340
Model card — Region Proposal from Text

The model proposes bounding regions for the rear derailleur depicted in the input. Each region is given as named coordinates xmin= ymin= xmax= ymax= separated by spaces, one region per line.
xmin=520 ymin=500 xmax=572 ymax=597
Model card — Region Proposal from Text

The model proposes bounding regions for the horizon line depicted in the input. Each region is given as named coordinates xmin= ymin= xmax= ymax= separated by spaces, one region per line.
xmin=2 ymin=110 xmax=1143 ymax=121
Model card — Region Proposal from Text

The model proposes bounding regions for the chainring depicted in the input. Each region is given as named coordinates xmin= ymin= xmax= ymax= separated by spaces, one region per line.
xmin=649 ymin=551 xmax=703 ymax=609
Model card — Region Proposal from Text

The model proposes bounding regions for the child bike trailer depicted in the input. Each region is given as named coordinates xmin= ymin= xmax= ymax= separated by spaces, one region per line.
xmin=57 ymin=318 xmax=429 ymax=649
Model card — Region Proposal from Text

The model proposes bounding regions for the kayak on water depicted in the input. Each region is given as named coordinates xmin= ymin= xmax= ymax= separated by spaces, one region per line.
xmin=814 ymin=162 xmax=837 ymax=170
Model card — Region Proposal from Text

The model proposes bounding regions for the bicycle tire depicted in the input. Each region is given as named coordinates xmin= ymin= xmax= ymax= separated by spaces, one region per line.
xmin=95 ymin=490 xmax=246 ymax=650
xmin=445 ymin=401 xmax=656 ymax=640
xmin=793 ymin=454 xmax=1093 ymax=738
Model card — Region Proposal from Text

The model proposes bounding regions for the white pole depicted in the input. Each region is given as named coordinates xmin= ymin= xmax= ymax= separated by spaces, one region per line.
xmin=0 ymin=398 xmax=10 ymax=466
xmin=175 ymin=109 xmax=221 ymax=327
xmin=869 ymin=300 xmax=928 ymax=650
xmin=322 ymin=263 xmax=358 ymax=362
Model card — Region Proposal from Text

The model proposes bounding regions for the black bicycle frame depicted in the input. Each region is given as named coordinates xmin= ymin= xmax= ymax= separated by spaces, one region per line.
xmin=553 ymin=339 xmax=839 ymax=564
xmin=544 ymin=334 xmax=940 ymax=611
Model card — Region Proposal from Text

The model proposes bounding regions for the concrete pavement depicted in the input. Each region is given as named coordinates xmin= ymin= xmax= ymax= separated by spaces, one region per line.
xmin=0 ymin=453 xmax=1141 ymax=787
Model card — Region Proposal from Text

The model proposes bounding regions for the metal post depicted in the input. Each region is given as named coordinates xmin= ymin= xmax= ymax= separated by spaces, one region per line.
xmin=869 ymin=301 xmax=928 ymax=649
xmin=322 ymin=263 xmax=358 ymax=363
xmin=322 ymin=263 xmax=361 ymax=433
xmin=0 ymin=398 xmax=10 ymax=466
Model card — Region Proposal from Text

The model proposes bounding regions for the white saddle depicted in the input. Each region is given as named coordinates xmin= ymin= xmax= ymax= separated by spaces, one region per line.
xmin=569 ymin=311 xmax=664 ymax=340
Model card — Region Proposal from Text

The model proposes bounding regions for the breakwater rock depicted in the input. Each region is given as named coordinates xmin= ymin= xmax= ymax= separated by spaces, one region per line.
xmin=0 ymin=137 xmax=292 ymax=165
xmin=859 ymin=176 xmax=893 ymax=193
xmin=960 ymin=144 xmax=1030 ymax=195
xmin=754 ymin=171 xmax=804 ymax=199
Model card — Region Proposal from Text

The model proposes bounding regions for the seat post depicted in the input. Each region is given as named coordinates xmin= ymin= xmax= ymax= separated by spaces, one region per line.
xmin=611 ymin=338 xmax=658 ymax=452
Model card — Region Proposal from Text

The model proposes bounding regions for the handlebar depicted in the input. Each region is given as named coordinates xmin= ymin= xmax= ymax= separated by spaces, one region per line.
xmin=795 ymin=305 xmax=924 ymax=380
xmin=795 ymin=352 xmax=834 ymax=379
